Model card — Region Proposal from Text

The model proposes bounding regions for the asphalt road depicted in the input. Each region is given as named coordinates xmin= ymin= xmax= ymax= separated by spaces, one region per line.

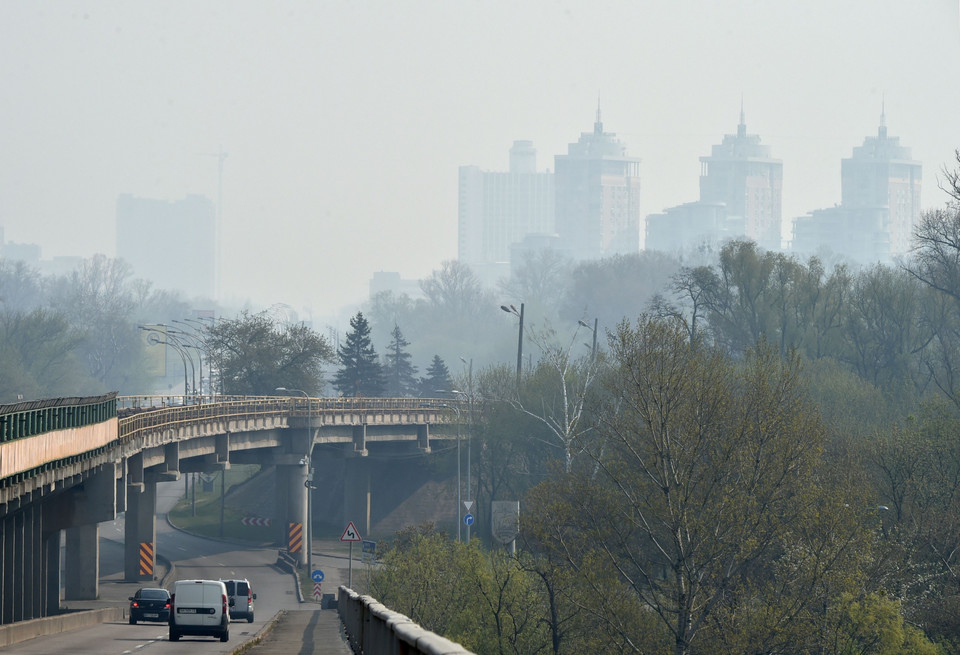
xmin=1 ymin=481 xmax=353 ymax=654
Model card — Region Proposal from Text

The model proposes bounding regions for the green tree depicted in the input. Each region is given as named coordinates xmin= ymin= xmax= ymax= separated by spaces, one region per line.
xmin=205 ymin=310 xmax=335 ymax=395
xmin=383 ymin=324 xmax=418 ymax=397
xmin=418 ymin=355 xmax=452 ymax=397
xmin=333 ymin=311 xmax=385 ymax=397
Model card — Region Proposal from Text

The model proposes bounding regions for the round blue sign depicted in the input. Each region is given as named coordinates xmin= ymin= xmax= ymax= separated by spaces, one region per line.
xmin=464 ymin=513 xmax=474 ymax=526
xmin=312 ymin=569 xmax=325 ymax=583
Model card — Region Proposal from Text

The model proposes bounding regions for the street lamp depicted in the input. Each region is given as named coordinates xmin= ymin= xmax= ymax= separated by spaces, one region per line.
xmin=500 ymin=303 xmax=524 ymax=388
xmin=578 ymin=318 xmax=598 ymax=361
xmin=140 ymin=326 xmax=192 ymax=398
xmin=438 ymin=402 xmax=462 ymax=542
xmin=276 ymin=387 xmax=313 ymax=574
xmin=452 ymin=389 xmax=473 ymax=544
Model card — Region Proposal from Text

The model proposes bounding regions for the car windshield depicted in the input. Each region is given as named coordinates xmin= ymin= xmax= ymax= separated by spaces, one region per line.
xmin=140 ymin=589 xmax=169 ymax=600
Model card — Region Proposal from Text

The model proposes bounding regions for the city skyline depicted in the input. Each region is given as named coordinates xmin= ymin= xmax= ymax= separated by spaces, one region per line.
xmin=1 ymin=1 xmax=958 ymax=318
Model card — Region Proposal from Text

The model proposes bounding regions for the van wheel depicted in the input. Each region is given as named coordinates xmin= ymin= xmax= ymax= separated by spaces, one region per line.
xmin=247 ymin=614 xmax=254 ymax=624
xmin=220 ymin=629 xmax=229 ymax=642
xmin=129 ymin=616 xmax=136 ymax=625
xmin=169 ymin=629 xmax=180 ymax=642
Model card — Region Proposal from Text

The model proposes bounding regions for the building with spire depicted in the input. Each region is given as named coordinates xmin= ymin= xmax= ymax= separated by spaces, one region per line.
xmin=554 ymin=104 xmax=642 ymax=260
xmin=458 ymin=140 xmax=555 ymax=285
xmin=791 ymin=106 xmax=921 ymax=264
xmin=646 ymin=104 xmax=782 ymax=254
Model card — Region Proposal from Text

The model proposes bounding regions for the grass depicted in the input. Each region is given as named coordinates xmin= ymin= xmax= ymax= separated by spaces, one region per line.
xmin=168 ymin=465 xmax=276 ymax=545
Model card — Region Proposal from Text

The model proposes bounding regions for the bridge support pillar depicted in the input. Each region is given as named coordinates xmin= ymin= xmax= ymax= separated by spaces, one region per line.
xmin=124 ymin=481 xmax=157 ymax=581
xmin=344 ymin=458 xmax=371 ymax=538
xmin=45 ymin=529 xmax=61 ymax=617
xmin=64 ymin=523 xmax=99 ymax=600
xmin=278 ymin=464 xmax=308 ymax=566
xmin=23 ymin=504 xmax=42 ymax=620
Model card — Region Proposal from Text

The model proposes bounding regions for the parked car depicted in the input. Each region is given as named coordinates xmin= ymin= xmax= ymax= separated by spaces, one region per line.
xmin=128 ymin=587 xmax=171 ymax=624
xmin=220 ymin=578 xmax=256 ymax=623
xmin=168 ymin=579 xmax=230 ymax=642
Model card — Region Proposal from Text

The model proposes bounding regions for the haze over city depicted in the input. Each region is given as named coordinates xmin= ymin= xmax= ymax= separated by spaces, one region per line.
xmin=2 ymin=1 xmax=959 ymax=319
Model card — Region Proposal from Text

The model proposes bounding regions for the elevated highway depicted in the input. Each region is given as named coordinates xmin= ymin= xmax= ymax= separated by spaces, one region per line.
xmin=0 ymin=393 xmax=458 ymax=625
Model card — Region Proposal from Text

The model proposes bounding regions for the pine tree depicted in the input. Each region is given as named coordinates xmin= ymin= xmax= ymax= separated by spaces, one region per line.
xmin=383 ymin=324 xmax=419 ymax=397
xmin=333 ymin=312 xmax=385 ymax=397
xmin=418 ymin=355 xmax=453 ymax=397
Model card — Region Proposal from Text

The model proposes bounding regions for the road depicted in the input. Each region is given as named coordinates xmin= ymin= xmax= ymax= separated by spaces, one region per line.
xmin=1 ymin=482 xmax=353 ymax=654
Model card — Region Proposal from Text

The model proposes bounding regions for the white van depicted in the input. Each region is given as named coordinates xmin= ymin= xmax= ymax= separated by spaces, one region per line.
xmin=168 ymin=579 xmax=230 ymax=642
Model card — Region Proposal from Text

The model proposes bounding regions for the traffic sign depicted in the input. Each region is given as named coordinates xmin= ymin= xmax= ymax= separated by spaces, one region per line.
xmin=312 ymin=569 xmax=324 ymax=583
xmin=464 ymin=513 xmax=474 ymax=526
xmin=313 ymin=582 xmax=322 ymax=600
xmin=340 ymin=521 xmax=362 ymax=542
xmin=463 ymin=500 xmax=474 ymax=512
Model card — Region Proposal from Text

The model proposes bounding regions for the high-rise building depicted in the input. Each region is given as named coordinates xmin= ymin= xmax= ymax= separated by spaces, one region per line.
xmin=792 ymin=108 xmax=921 ymax=264
xmin=646 ymin=105 xmax=781 ymax=255
xmin=698 ymin=105 xmax=783 ymax=251
xmin=116 ymin=194 xmax=216 ymax=299
xmin=554 ymin=105 xmax=642 ymax=260
xmin=458 ymin=140 xmax=554 ymax=284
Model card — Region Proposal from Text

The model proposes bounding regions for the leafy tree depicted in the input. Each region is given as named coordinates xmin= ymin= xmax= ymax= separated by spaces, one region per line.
xmin=418 ymin=355 xmax=452 ymax=397
xmin=333 ymin=311 xmax=385 ymax=397
xmin=572 ymin=316 xmax=833 ymax=654
xmin=205 ymin=310 xmax=335 ymax=395
xmin=383 ymin=324 xmax=418 ymax=397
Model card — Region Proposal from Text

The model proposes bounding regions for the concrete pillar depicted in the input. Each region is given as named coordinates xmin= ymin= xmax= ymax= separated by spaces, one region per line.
xmin=344 ymin=458 xmax=372 ymax=538
xmin=12 ymin=511 xmax=24 ymax=622
xmin=2 ymin=514 xmax=14 ymax=624
xmin=44 ymin=530 xmax=61 ymax=617
xmin=124 ymin=481 xmax=157 ymax=581
xmin=279 ymin=464 xmax=308 ymax=566
xmin=26 ymin=505 xmax=42 ymax=619
xmin=64 ymin=523 xmax=99 ymax=600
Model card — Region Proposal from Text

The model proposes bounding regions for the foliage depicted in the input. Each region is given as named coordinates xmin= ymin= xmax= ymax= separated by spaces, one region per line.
xmin=205 ymin=310 xmax=335 ymax=395
xmin=418 ymin=355 xmax=453 ymax=397
xmin=383 ymin=324 xmax=419 ymax=397
xmin=333 ymin=311 xmax=385 ymax=397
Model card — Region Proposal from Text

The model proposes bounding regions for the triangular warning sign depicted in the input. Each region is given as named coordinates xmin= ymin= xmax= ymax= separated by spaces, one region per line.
xmin=340 ymin=521 xmax=362 ymax=542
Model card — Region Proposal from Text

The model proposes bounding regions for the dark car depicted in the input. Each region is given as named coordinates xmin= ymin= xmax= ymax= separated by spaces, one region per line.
xmin=129 ymin=587 xmax=172 ymax=624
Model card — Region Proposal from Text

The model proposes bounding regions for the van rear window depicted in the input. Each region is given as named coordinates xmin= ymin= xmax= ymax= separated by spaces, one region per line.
xmin=237 ymin=582 xmax=249 ymax=594
xmin=224 ymin=581 xmax=235 ymax=595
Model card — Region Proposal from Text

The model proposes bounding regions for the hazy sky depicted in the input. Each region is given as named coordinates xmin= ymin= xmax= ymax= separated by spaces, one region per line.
xmin=2 ymin=1 xmax=959 ymax=321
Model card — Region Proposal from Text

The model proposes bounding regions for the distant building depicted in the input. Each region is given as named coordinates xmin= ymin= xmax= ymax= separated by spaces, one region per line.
xmin=554 ymin=105 xmax=642 ymax=260
xmin=115 ymin=194 xmax=215 ymax=299
xmin=646 ymin=105 xmax=782 ymax=254
xmin=458 ymin=140 xmax=555 ymax=286
xmin=369 ymin=271 xmax=424 ymax=299
xmin=792 ymin=107 xmax=921 ymax=264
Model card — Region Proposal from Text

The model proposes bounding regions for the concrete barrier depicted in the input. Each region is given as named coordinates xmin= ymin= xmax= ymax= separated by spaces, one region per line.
xmin=0 ymin=607 xmax=124 ymax=648
xmin=338 ymin=586 xmax=474 ymax=655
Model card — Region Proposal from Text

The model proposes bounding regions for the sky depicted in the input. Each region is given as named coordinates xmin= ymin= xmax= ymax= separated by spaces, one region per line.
xmin=2 ymin=1 xmax=959 ymax=322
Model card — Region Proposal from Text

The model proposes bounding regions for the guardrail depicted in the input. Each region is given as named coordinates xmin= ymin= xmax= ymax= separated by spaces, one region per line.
xmin=338 ymin=586 xmax=474 ymax=655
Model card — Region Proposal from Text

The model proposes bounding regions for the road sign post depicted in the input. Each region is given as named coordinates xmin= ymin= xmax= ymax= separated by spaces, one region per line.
xmin=340 ymin=521 xmax=362 ymax=589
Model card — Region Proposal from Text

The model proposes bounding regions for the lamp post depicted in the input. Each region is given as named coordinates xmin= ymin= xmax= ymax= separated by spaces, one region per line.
xmin=452 ymin=389 xmax=473 ymax=544
xmin=578 ymin=318 xmax=598 ymax=361
xmin=140 ymin=326 xmax=192 ymax=397
xmin=438 ymin=402 xmax=462 ymax=542
xmin=500 ymin=303 xmax=524 ymax=388
xmin=276 ymin=387 xmax=313 ymax=574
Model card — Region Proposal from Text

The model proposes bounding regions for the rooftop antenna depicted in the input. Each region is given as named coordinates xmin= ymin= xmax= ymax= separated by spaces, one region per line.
xmin=199 ymin=146 xmax=228 ymax=301
xmin=879 ymin=95 xmax=887 ymax=139
xmin=738 ymin=94 xmax=746 ymax=138
xmin=594 ymin=93 xmax=603 ymax=134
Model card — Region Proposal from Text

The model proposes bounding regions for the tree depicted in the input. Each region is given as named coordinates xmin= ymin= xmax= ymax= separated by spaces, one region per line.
xmin=573 ymin=316 xmax=834 ymax=654
xmin=205 ymin=310 xmax=335 ymax=395
xmin=418 ymin=355 xmax=452 ymax=397
xmin=333 ymin=312 xmax=385 ymax=397
xmin=383 ymin=324 xmax=418 ymax=397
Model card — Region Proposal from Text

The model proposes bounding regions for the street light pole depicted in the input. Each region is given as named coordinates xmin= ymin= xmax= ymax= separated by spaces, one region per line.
xmin=453 ymin=389 xmax=473 ymax=545
xmin=578 ymin=318 xmax=598 ymax=361
xmin=439 ymin=402 xmax=462 ymax=542
xmin=500 ymin=303 xmax=524 ymax=388
xmin=276 ymin=387 xmax=312 ymax=574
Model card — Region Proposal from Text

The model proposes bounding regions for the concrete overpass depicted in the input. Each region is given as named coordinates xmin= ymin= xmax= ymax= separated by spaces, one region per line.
xmin=0 ymin=393 xmax=457 ymax=625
